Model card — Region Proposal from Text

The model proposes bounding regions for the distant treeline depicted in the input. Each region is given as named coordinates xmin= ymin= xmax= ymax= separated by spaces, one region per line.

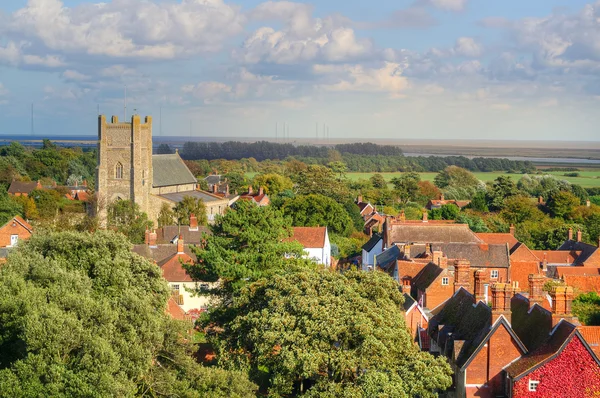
xmin=179 ymin=141 xmax=535 ymax=173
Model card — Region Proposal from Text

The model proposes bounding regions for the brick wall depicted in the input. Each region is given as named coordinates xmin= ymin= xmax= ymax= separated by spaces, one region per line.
xmin=0 ymin=219 xmax=32 ymax=247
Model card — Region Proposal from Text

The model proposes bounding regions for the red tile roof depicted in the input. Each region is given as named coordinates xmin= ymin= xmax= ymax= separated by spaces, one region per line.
xmin=75 ymin=191 xmax=90 ymax=202
xmin=531 ymin=250 xmax=581 ymax=264
xmin=10 ymin=215 xmax=33 ymax=233
xmin=166 ymin=296 xmax=187 ymax=320
xmin=578 ymin=326 xmax=600 ymax=357
xmin=158 ymin=252 xmax=194 ymax=282
xmin=289 ymin=227 xmax=327 ymax=248
xmin=476 ymin=233 xmax=519 ymax=249
xmin=556 ymin=267 xmax=600 ymax=277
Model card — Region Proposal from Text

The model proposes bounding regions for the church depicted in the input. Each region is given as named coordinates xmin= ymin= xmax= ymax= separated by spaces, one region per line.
xmin=95 ymin=115 xmax=229 ymax=226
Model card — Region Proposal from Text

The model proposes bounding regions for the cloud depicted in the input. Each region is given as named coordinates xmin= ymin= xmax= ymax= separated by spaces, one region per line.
xmin=418 ymin=0 xmax=468 ymax=12
xmin=62 ymin=69 xmax=89 ymax=81
xmin=4 ymin=0 xmax=245 ymax=61
xmin=101 ymin=65 xmax=137 ymax=77
xmin=238 ymin=3 xmax=372 ymax=64
xmin=0 ymin=83 xmax=8 ymax=104
xmin=0 ymin=41 xmax=65 ymax=67
xmin=454 ymin=37 xmax=482 ymax=57
xmin=372 ymin=7 xmax=438 ymax=29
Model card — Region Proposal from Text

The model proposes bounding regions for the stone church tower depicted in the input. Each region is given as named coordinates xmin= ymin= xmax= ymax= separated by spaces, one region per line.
xmin=96 ymin=115 xmax=153 ymax=221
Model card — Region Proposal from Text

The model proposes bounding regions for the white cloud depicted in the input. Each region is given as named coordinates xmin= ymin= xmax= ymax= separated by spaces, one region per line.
xmin=420 ymin=0 xmax=468 ymax=12
xmin=101 ymin=65 xmax=137 ymax=77
xmin=5 ymin=0 xmax=245 ymax=60
xmin=0 ymin=41 xmax=65 ymax=67
xmin=454 ymin=37 xmax=482 ymax=57
xmin=182 ymin=81 xmax=232 ymax=103
xmin=62 ymin=69 xmax=89 ymax=81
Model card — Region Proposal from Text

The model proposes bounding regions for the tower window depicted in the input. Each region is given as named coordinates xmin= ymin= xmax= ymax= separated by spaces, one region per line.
xmin=115 ymin=162 xmax=124 ymax=179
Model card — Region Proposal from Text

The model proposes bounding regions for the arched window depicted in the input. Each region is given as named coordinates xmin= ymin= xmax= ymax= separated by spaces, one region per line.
xmin=115 ymin=162 xmax=124 ymax=179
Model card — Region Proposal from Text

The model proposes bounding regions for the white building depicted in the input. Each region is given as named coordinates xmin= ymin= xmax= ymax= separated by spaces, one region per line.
xmin=290 ymin=226 xmax=331 ymax=266
xmin=362 ymin=233 xmax=384 ymax=271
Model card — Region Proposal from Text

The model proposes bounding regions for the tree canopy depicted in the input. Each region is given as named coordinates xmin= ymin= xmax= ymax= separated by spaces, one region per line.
xmin=281 ymin=194 xmax=354 ymax=237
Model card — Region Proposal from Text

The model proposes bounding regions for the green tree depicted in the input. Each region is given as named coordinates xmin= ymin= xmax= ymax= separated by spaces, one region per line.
xmin=370 ymin=173 xmax=388 ymax=189
xmin=469 ymin=190 xmax=489 ymax=212
xmin=282 ymin=194 xmax=354 ymax=237
xmin=327 ymin=161 xmax=348 ymax=181
xmin=456 ymin=212 xmax=490 ymax=233
xmin=486 ymin=176 xmax=518 ymax=211
xmin=223 ymin=171 xmax=247 ymax=192
xmin=174 ymin=196 xmax=208 ymax=226
xmin=107 ymin=200 xmax=153 ymax=244
xmin=295 ymin=165 xmax=349 ymax=202
xmin=156 ymin=143 xmax=174 ymax=154
xmin=216 ymin=269 xmax=452 ymax=397
xmin=500 ymin=196 xmax=545 ymax=225
xmin=547 ymin=190 xmax=580 ymax=219
xmin=391 ymin=172 xmax=421 ymax=205
xmin=30 ymin=189 xmax=61 ymax=218
xmin=0 ymin=231 xmax=257 ymax=397
xmin=158 ymin=202 xmax=175 ymax=227
xmin=440 ymin=203 xmax=460 ymax=220
xmin=434 ymin=166 xmax=479 ymax=189
xmin=252 ymin=173 xmax=294 ymax=196
xmin=570 ymin=184 xmax=589 ymax=205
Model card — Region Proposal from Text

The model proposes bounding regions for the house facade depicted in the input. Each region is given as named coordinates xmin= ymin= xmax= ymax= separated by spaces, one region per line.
xmin=0 ymin=216 xmax=33 ymax=248
xmin=361 ymin=233 xmax=383 ymax=271
xmin=289 ymin=226 xmax=331 ymax=266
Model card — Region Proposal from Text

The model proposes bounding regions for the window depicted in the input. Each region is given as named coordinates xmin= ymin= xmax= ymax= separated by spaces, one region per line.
xmin=442 ymin=277 xmax=449 ymax=286
xmin=171 ymin=284 xmax=180 ymax=293
xmin=115 ymin=162 xmax=124 ymax=179
xmin=199 ymin=283 xmax=210 ymax=290
xmin=529 ymin=380 xmax=539 ymax=392
xmin=10 ymin=235 xmax=18 ymax=247
xmin=491 ymin=270 xmax=499 ymax=279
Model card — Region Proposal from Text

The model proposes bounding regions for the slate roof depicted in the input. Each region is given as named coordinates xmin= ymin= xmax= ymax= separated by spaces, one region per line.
xmin=132 ymin=244 xmax=197 ymax=264
xmin=8 ymin=181 xmax=40 ymax=195
xmin=159 ymin=190 xmax=224 ymax=203
xmin=431 ymin=242 xmax=511 ymax=268
xmin=558 ymin=240 xmax=598 ymax=264
xmin=476 ymin=233 xmax=519 ymax=250
xmin=510 ymin=294 xmax=554 ymax=352
xmin=204 ymin=175 xmax=222 ymax=185
xmin=288 ymin=227 xmax=327 ymax=249
xmin=387 ymin=224 xmax=482 ymax=244
xmin=362 ymin=234 xmax=382 ymax=252
xmin=157 ymin=225 xmax=211 ymax=245
xmin=0 ymin=247 xmax=10 ymax=259
xmin=375 ymin=245 xmax=401 ymax=271
xmin=152 ymin=154 xmax=197 ymax=187
xmin=403 ymin=292 xmax=417 ymax=312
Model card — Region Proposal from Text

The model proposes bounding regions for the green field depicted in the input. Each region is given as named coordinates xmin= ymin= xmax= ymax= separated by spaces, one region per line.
xmin=344 ymin=170 xmax=600 ymax=188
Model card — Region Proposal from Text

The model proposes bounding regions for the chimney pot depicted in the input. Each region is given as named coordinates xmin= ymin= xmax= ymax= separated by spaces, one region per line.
xmin=422 ymin=212 xmax=428 ymax=223
xmin=509 ymin=224 xmax=515 ymax=236
xmin=587 ymin=200 xmax=591 ymax=208
xmin=189 ymin=213 xmax=198 ymax=231
xmin=259 ymin=186 xmax=264 ymax=196
xmin=568 ymin=228 xmax=573 ymax=241
xmin=357 ymin=195 xmax=363 ymax=203
xmin=177 ymin=235 xmax=184 ymax=254
xmin=576 ymin=230 xmax=582 ymax=242
xmin=148 ymin=229 xmax=157 ymax=248
xmin=474 ymin=269 xmax=489 ymax=303
xmin=440 ymin=193 xmax=445 ymax=201
xmin=248 ymin=185 xmax=253 ymax=195
xmin=538 ymin=196 xmax=544 ymax=204
xmin=212 ymin=184 xmax=218 ymax=194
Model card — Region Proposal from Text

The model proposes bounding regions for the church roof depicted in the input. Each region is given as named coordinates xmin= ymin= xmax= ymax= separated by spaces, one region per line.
xmin=152 ymin=154 xmax=197 ymax=187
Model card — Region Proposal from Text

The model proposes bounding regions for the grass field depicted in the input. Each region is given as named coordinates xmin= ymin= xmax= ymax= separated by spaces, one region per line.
xmin=344 ymin=170 xmax=600 ymax=188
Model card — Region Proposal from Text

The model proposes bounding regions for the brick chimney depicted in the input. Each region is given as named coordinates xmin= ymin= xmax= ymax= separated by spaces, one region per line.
xmin=83 ymin=179 xmax=87 ymax=187
xmin=404 ymin=244 xmax=411 ymax=259
xmin=213 ymin=184 xmax=219 ymax=194
xmin=144 ymin=228 xmax=150 ymax=245
xmin=401 ymin=277 xmax=412 ymax=295
xmin=542 ymin=252 xmax=548 ymax=272
xmin=587 ymin=200 xmax=591 ymax=208
xmin=225 ymin=183 xmax=229 ymax=196
xmin=549 ymin=285 xmax=575 ymax=327
xmin=248 ymin=185 xmax=253 ymax=195
xmin=422 ymin=212 xmax=428 ymax=223
xmin=433 ymin=251 xmax=445 ymax=267
xmin=491 ymin=282 xmax=513 ymax=324
xmin=528 ymin=273 xmax=545 ymax=309
xmin=568 ymin=228 xmax=573 ymax=241
xmin=189 ymin=213 xmax=198 ymax=231
xmin=474 ymin=269 xmax=489 ymax=303
xmin=259 ymin=186 xmax=264 ymax=196
xmin=357 ymin=195 xmax=363 ymax=203
xmin=399 ymin=211 xmax=406 ymax=222
xmin=177 ymin=235 xmax=184 ymax=254
xmin=509 ymin=224 xmax=515 ymax=236
xmin=440 ymin=193 xmax=445 ymax=201
xmin=538 ymin=196 xmax=544 ymax=205
xmin=576 ymin=230 xmax=582 ymax=242
xmin=453 ymin=259 xmax=471 ymax=293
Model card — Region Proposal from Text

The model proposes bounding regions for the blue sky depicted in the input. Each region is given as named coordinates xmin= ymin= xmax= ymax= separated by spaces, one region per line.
xmin=1 ymin=0 xmax=600 ymax=141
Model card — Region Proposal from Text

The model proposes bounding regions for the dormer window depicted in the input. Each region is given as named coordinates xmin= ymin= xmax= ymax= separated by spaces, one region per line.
xmin=115 ymin=162 xmax=124 ymax=179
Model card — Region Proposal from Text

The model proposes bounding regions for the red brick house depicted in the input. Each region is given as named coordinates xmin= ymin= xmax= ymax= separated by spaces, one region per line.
xmin=239 ymin=186 xmax=270 ymax=206
xmin=426 ymin=193 xmax=471 ymax=210
xmin=402 ymin=292 xmax=429 ymax=341
xmin=7 ymin=180 xmax=43 ymax=196
xmin=0 ymin=215 xmax=33 ymax=248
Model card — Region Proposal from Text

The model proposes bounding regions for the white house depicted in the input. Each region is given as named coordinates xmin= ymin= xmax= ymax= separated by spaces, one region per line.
xmin=289 ymin=226 xmax=331 ymax=266
xmin=361 ymin=233 xmax=384 ymax=271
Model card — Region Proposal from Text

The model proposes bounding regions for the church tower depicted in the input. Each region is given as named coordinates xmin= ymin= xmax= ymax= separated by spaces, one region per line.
xmin=96 ymin=115 xmax=153 ymax=222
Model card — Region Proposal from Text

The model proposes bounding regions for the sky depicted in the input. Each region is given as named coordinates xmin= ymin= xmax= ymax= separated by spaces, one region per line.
xmin=1 ymin=0 xmax=600 ymax=141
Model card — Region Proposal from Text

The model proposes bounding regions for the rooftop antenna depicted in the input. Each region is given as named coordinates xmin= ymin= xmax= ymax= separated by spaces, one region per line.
xmin=31 ymin=103 xmax=34 ymax=136
xmin=124 ymin=85 xmax=127 ymax=121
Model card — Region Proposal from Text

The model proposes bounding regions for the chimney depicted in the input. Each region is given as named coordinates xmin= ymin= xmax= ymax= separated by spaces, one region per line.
xmin=576 ymin=230 xmax=582 ymax=242
xmin=248 ymin=185 xmax=253 ymax=195
xmin=212 ymin=184 xmax=218 ymax=194
xmin=259 ymin=186 xmax=264 ymax=196
xmin=453 ymin=259 xmax=471 ymax=293
xmin=83 ymin=179 xmax=87 ymax=187
xmin=509 ymin=224 xmax=515 ymax=236
xmin=225 ymin=183 xmax=229 ymax=196
xmin=399 ymin=211 xmax=406 ymax=222
xmin=401 ymin=277 xmax=412 ymax=295
xmin=433 ymin=251 xmax=444 ymax=267
xmin=568 ymin=228 xmax=573 ymax=241
xmin=177 ymin=235 xmax=184 ymax=254
xmin=422 ymin=212 xmax=428 ymax=223
xmin=491 ymin=282 xmax=513 ymax=324
xmin=148 ymin=230 xmax=157 ymax=248
xmin=528 ymin=274 xmax=545 ymax=309
xmin=440 ymin=193 xmax=445 ymax=201
xmin=404 ymin=244 xmax=411 ymax=259
xmin=357 ymin=195 xmax=363 ymax=203
xmin=144 ymin=228 xmax=150 ymax=245
xmin=587 ymin=200 xmax=591 ymax=208
xmin=189 ymin=213 xmax=198 ymax=231
xmin=474 ymin=269 xmax=489 ymax=303
xmin=542 ymin=252 xmax=548 ymax=272
xmin=538 ymin=196 xmax=544 ymax=205
xmin=549 ymin=285 xmax=575 ymax=327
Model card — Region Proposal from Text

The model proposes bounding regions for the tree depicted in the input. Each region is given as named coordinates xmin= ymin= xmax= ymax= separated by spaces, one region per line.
xmin=440 ymin=203 xmax=460 ymax=220
xmin=500 ymin=196 xmax=545 ymax=225
xmin=469 ymin=190 xmax=489 ymax=212
xmin=486 ymin=176 xmax=518 ymax=211
xmin=0 ymin=231 xmax=257 ymax=397
xmin=252 ymin=173 xmax=294 ymax=196
xmin=216 ymin=269 xmax=452 ymax=396
xmin=0 ymin=193 xmax=24 ymax=225
xmin=391 ymin=172 xmax=421 ymax=205
xmin=158 ymin=202 xmax=175 ymax=227
xmin=156 ymin=143 xmax=174 ymax=154
xmin=370 ymin=173 xmax=388 ymax=189
xmin=281 ymin=194 xmax=354 ymax=237
xmin=30 ymin=189 xmax=60 ymax=218
xmin=434 ymin=166 xmax=479 ymax=189
xmin=547 ymin=190 xmax=581 ymax=219
xmin=327 ymin=161 xmax=348 ymax=181
xmin=295 ymin=165 xmax=349 ymax=202
xmin=107 ymin=200 xmax=153 ymax=244
xmin=174 ymin=196 xmax=208 ymax=226
xmin=223 ymin=171 xmax=247 ymax=192
xmin=456 ymin=212 xmax=490 ymax=233
xmin=190 ymin=199 xmax=309 ymax=296
xmin=417 ymin=180 xmax=441 ymax=203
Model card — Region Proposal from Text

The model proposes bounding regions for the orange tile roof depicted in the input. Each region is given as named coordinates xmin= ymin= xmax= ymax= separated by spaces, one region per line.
xmin=12 ymin=215 xmax=33 ymax=232
xmin=578 ymin=326 xmax=600 ymax=356
xmin=289 ymin=227 xmax=327 ymax=249
xmin=476 ymin=233 xmax=519 ymax=249
xmin=158 ymin=252 xmax=194 ymax=282
xmin=166 ymin=296 xmax=187 ymax=320
xmin=531 ymin=250 xmax=581 ymax=264
xmin=556 ymin=267 xmax=600 ymax=277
